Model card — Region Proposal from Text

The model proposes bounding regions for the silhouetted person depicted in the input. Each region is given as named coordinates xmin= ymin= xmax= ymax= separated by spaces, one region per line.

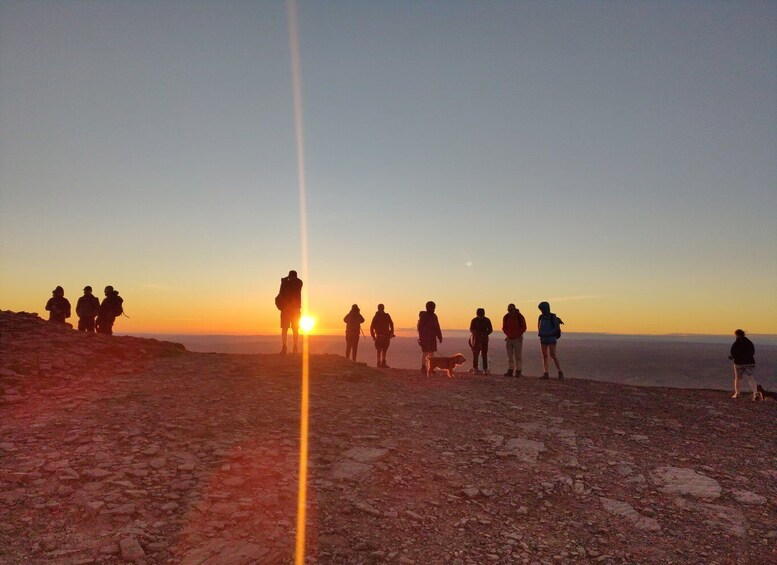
xmin=417 ymin=301 xmax=442 ymax=373
xmin=538 ymin=301 xmax=563 ymax=379
xmin=76 ymin=286 xmax=100 ymax=332
xmin=469 ymin=308 xmax=493 ymax=374
xmin=343 ymin=304 xmax=365 ymax=361
xmin=277 ymin=270 xmax=303 ymax=354
xmin=502 ymin=303 xmax=527 ymax=377
xmin=45 ymin=286 xmax=71 ymax=325
xmin=96 ymin=286 xmax=123 ymax=335
xmin=729 ymin=329 xmax=763 ymax=400
xmin=370 ymin=304 xmax=395 ymax=368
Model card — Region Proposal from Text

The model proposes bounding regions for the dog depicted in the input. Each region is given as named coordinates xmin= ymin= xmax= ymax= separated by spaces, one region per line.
xmin=426 ymin=353 xmax=466 ymax=378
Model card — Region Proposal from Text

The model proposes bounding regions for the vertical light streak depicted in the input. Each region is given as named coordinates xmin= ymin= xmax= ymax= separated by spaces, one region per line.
xmin=287 ymin=1 xmax=310 ymax=564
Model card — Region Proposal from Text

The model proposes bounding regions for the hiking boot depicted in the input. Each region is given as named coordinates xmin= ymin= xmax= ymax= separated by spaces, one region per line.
xmin=558 ymin=371 xmax=564 ymax=380
xmin=292 ymin=345 xmax=299 ymax=354
xmin=504 ymin=370 xmax=514 ymax=377
xmin=515 ymin=370 xmax=522 ymax=378
xmin=540 ymin=373 xmax=550 ymax=380
xmin=472 ymin=368 xmax=482 ymax=375
xmin=280 ymin=344 xmax=287 ymax=355
xmin=383 ymin=363 xmax=390 ymax=369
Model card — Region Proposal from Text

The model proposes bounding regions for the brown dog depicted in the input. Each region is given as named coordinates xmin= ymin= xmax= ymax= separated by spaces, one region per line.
xmin=426 ymin=354 xmax=466 ymax=378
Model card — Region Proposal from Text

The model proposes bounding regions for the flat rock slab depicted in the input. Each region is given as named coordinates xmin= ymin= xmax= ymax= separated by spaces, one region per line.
xmin=730 ymin=489 xmax=767 ymax=505
xmin=181 ymin=539 xmax=268 ymax=565
xmin=505 ymin=437 xmax=546 ymax=464
xmin=342 ymin=446 xmax=389 ymax=463
xmin=330 ymin=458 xmax=372 ymax=480
xmin=600 ymin=497 xmax=661 ymax=531
xmin=653 ymin=466 xmax=721 ymax=499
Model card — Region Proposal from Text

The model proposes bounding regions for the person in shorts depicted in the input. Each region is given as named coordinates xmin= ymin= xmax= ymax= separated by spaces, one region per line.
xmin=729 ymin=329 xmax=763 ymax=400
xmin=537 ymin=301 xmax=564 ymax=380
xmin=370 ymin=304 xmax=395 ymax=368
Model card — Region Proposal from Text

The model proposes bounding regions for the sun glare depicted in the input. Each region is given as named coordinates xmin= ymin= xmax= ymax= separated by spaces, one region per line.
xmin=299 ymin=315 xmax=315 ymax=333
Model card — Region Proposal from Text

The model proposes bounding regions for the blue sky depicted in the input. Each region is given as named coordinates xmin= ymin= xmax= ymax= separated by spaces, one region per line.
xmin=1 ymin=1 xmax=775 ymax=334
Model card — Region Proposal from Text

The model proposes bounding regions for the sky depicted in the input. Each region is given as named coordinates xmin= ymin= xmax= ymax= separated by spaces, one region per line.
xmin=1 ymin=0 xmax=775 ymax=336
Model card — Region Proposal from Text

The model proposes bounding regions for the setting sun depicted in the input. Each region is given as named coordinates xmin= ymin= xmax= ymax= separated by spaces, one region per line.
xmin=299 ymin=315 xmax=315 ymax=334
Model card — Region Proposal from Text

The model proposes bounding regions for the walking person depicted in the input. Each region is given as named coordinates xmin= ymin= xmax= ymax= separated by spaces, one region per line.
xmin=469 ymin=308 xmax=493 ymax=374
xmin=729 ymin=329 xmax=764 ymax=400
xmin=276 ymin=270 xmax=303 ymax=355
xmin=343 ymin=304 xmax=365 ymax=361
xmin=96 ymin=286 xmax=124 ymax=335
xmin=417 ymin=301 xmax=443 ymax=373
xmin=502 ymin=303 xmax=527 ymax=377
xmin=370 ymin=304 xmax=395 ymax=368
xmin=45 ymin=286 xmax=71 ymax=325
xmin=537 ymin=301 xmax=564 ymax=380
xmin=76 ymin=286 xmax=100 ymax=332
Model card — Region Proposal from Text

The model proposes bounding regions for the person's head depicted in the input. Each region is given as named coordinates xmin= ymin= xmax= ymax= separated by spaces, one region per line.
xmin=425 ymin=301 xmax=436 ymax=313
xmin=476 ymin=308 xmax=485 ymax=317
xmin=288 ymin=270 xmax=298 ymax=279
xmin=538 ymin=301 xmax=551 ymax=315
xmin=377 ymin=304 xmax=385 ymax=312
xmin=104 ymin=285 xmax=114 ymax=296
xmin=53 ymin=286 xmax=64 ymax=297
xmin=735 ymin=329 xmax=745 ymax=338
xmin=507 ymin=303 xmax=516 ymax=313
xmin=83 ymin=286 xmax=93 ymax=295
xmin=351 ymin=304 xmax=359 ymax=311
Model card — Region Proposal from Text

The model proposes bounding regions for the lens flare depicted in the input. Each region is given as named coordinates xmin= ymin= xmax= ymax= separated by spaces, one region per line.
xmin=299 ymin=315 xmax=315 ymax=333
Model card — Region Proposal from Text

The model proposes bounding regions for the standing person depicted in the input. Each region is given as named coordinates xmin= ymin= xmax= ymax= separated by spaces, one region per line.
xmin=343 ymin=304 xmax=365 ymax=361
xmin=370 ymin=304 xmax=395 ymax=368
xmin=502 ymin=303 xmax=527 ymax=377
xmin=469 ymin=308 xmax=493 ymax=374
xmin=537 ymin=301 xmax=564 ymax=380
xmin=45 ymin=286 xmax=71 ymax=325
xmin=96 ymin=286 xmax=123 ymax=335
xmin=276 ymin=270 xmax=303 ymax=355
xmin=76 ymin=286 xmax=100 ymax=332
xmin=729 ymin=329 xmax=764 ymax=400
xmin=417 ymin=301 xmax=443 ymax=373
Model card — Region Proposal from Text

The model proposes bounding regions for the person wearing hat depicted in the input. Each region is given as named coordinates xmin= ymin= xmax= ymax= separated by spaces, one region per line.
xmin=45 ymin=286 xmax=71 ymax=324
xmin=96 ymin=285 xmax=124 ymax=335
xmin=76 ymin=286 xmax=100 ymax=332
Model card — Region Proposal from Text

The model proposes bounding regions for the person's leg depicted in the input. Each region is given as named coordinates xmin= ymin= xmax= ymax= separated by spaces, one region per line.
xmin=541 ymin=343 xmax=550 ymax=375
xmin=740 ymin=366 xmax=761 ymax=399
xmin=732 ymin=366 xmax=741 ymax=398
xmin=376 ymin=346 xmax=382 ymax=367
xmin=506 ymin=339 xmax=515 ymax=370
xmin=352 ymin=338 xmax=359 ymax=361
xmin=482 ymin=340 xmax=489 ymax=373
xmin=292 ymin=328 xmax=299 ymax=353
xmin=345 ymin=337 xmax=352 ymax=359
xmin=515 ymin=335 xmax=523 ymax=376
xmin=548 ymin=344 xmax=562 ymax=372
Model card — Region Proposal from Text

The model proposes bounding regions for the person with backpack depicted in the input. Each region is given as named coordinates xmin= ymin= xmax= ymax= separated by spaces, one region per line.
xmin=276 ymin=270 xmax=303 ymax=355
xmin=538 ymin=301 xmax=564 ymax=380
xmin=417 ymin=301 xmax=443 ymax=374
xmin=96 ymin=286 xmax=123 ymax=335
xmin=469 ymin=308 xmax=493 ymax=374
xmin=502 ymin=303 xmax=527 ymax=377
xmin=76 ymin=286 xmax=100 ymax=332
xmin=370 ymin=304 xmax=395 ymax=368
xmin=343 ymin=304 xmax=365 ymax=361
xmin=45 ymin=286 xmax=71 ymax=325
xmin=729 ymin=329 xmax=763 ymax=401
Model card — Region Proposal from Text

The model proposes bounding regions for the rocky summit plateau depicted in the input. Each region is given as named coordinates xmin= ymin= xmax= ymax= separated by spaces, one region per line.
xmin=1 ymin=310 xmax=775 ymax=564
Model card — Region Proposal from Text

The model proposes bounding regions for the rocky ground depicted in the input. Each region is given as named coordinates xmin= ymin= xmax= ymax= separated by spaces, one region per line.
xmin=1 ymin=310 xmax=775 ymax=564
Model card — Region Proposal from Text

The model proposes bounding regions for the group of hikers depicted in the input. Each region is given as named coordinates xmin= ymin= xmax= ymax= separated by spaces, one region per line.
xmin=273 ymin=270 xmax=564 ymax=379
xmin=275 ymin=270 xmax=767 ymax=400
xmin=45 ymin=285 xmax=124 ymax=335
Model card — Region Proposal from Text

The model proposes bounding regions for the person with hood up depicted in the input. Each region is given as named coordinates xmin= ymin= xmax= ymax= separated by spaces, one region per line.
xmin=343 ymin=304 xmax=365 ymax=361
xmin=96 ymin=286 xmax=123 ymax=335
xmin=45 ymin=286 xmax=71 ymax=325
xmin=469 ymin=308 xmax=493 ymax=374
xmin=370 ymin=304 xmax=395 ymax=368
xmin=729 ymin=329 xmax=763 ymax=400
xmin=537 ymin=301 xmax=564 ymax=380
xmin=417 ymin=301 xmax=443 ymax=374
xmin=277 ymin=270 xmax=303 ymax=355
xmin=502 ymin=303 xmax=527 ymax=377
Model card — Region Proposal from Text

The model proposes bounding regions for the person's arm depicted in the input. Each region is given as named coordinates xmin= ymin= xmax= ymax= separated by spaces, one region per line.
xmin=486 ymin=319 xmax=493 ymax=336
xmin=519 ymin=314 xmax=527 ymax=335
xmin=388 ymin=315 xmax=394 ymax=334
xmin=435 ymin=317 xmax=443 ymax=342
xmin=469 ymin=318 xmax=476 ymax=334
xmin=65 ymin=300 xmax=71 ymax=319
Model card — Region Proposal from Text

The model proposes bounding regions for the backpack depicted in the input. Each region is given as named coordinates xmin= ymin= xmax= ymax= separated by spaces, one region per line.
xmin=274 ymin=294 xmax=283 ymax=311
xmin=552 ymin=314 xmax=562 ymax=339
xmin=113 ymin=295 xmax=124 ymax=317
